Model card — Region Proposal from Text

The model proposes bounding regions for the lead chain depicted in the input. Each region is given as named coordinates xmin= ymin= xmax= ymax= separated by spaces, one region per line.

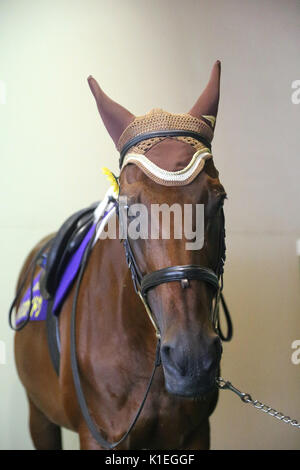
xmin=216 ymin=377 xmax=300 ymax=429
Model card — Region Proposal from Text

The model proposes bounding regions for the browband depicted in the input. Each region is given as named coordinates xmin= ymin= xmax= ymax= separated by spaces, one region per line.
xmin=119 ymin=130 xmax=212 ymax=168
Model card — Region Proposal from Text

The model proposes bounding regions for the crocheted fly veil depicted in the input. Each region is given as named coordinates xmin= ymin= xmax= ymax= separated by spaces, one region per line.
xmin=116 ymin=109 xmax=213 ymax=186
xmin=88 ymin=60 xmax=221 ymax=185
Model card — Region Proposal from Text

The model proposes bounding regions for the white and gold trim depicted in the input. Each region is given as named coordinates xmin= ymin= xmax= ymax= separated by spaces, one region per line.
xmin=120 ymin=149 xmax=213 ymax=186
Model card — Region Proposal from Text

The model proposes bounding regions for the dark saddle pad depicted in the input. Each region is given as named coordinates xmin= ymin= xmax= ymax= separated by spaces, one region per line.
xmin=40 ymin=202 xmax=99 ymax=299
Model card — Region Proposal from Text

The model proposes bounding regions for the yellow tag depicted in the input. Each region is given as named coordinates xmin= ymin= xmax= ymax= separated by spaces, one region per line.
xmin=101 ymin=167 xmax=119 ymax=195
xmin=202 ymin=115 xmax=216 ymax=128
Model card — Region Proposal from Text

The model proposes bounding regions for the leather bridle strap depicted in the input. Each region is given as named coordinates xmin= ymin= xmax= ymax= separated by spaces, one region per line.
xmin=139 ymin=264 xmax=222 ymax=340
xmin=123 ymin=238 xmax=143 ymax=293
xmin=70 ymin=227 xmax=162 ymax=450
xmin=123 ymin=234 xmax=222 ymax=337
xmin=141 ymin=265 xmax=219 ymax=297
xmin=122 ymin=206 xmax=232 ymax=342
xmin=218 ymin=293 xmax=233 ymax=342
xmin=119 ymin=130 xmax=212 ymax=168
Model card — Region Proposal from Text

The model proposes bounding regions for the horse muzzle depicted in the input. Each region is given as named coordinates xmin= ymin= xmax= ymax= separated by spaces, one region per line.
xmin=160 ymin=334 xmax=222 ymax=398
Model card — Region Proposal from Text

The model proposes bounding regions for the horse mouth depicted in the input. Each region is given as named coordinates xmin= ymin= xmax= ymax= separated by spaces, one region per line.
xmin=164 ymin=374 xmax=218 ymax=399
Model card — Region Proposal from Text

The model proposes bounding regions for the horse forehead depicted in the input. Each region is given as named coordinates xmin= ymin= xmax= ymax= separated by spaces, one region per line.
xmin=143 ymin=138 xmax=195 ymax=171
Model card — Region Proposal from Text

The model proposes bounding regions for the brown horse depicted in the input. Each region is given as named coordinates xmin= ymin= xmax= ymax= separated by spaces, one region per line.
xmin=13 ymin=61 xmax=228 ymax=450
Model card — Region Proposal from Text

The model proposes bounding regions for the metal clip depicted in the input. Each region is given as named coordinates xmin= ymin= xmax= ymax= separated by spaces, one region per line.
xmin=216 ymin=377 xmax=252 ymax=402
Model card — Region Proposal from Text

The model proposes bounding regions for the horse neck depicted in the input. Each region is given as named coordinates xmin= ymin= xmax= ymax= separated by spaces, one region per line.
xmin=83 ymin=236 xmax=155 ymax=359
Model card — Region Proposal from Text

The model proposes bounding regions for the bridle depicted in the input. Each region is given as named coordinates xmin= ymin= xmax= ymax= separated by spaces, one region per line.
xmin=119 ymin=129 xmax=212 ymax=168
xmin=119 ymin=130 xmax=231 ymax=341
xmin=69 ymin=129 xmax=232 ymax=449
xmin=122 ymin=229 xmax=224 ymax=339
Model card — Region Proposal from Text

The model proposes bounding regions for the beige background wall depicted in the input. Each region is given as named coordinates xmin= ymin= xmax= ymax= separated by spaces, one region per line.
xmin=1 ymin=0 xmax=299 ymax=450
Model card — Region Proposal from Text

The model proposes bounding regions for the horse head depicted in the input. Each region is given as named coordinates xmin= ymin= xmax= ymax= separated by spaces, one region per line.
xmin=88 ymin=61 xmax=226 ymax=398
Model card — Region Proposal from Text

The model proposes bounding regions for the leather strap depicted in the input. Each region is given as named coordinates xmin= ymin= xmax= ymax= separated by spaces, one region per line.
xmin=141 ymin=265 xmax=219 ymax=298
xmin=121 ymin=207 xmax=230 ymax=342
xmin=70 ymin=228 xmax=162 ymax=449
xmin=119 ymin=130 xmax=212 ymax=168
xmin=123 ymin=238 xmax=142 ymax=293
xmin=44 ymin=203 xmax=98 ymax=298
xmin=217 ymin=293 xmax=233 ymax=342
xmin=46 ymin=299 xmax=61 ymax=375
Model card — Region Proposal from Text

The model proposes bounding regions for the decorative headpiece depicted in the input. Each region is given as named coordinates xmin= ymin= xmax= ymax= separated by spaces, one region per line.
xmin=88 ymin=61 xmax=221 ymax=186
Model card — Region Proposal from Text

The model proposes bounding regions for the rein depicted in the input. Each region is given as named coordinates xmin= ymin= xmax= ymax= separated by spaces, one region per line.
xmin=70 ymin=215 xmax=162 ymax=449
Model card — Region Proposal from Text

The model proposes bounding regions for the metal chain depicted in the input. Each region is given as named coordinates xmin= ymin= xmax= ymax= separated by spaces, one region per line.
xmin=216 ymin=377 xmax=300 ymax=429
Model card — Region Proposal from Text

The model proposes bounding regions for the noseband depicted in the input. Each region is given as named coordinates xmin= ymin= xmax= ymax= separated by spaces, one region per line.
xmin=141 ymin=265 xmax=220 ymax=296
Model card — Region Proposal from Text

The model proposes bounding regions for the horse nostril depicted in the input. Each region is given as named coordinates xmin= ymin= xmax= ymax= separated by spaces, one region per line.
xmin=161 ymin=344 xmax=172 ymax=361
xmin=161 ymin=335 xmax=222 ymax=376
xmin=202 ymin=336 xmax=222 ymax=372
xmin=161 ymin=343 xmax=182 ymax=372
xmin=161 ymin=342 xmax=188 ymax=376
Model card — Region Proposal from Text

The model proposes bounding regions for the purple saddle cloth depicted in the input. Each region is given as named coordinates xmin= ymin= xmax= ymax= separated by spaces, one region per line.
xmin=16 ymin=224 xmax=96 ymax=325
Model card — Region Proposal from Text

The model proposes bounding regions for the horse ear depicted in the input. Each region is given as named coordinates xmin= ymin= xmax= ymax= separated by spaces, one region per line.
xmin=188 ymin=61 xmax=221 ymax=123
xmin=88 ymin=76 xmax=135 ymax=146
